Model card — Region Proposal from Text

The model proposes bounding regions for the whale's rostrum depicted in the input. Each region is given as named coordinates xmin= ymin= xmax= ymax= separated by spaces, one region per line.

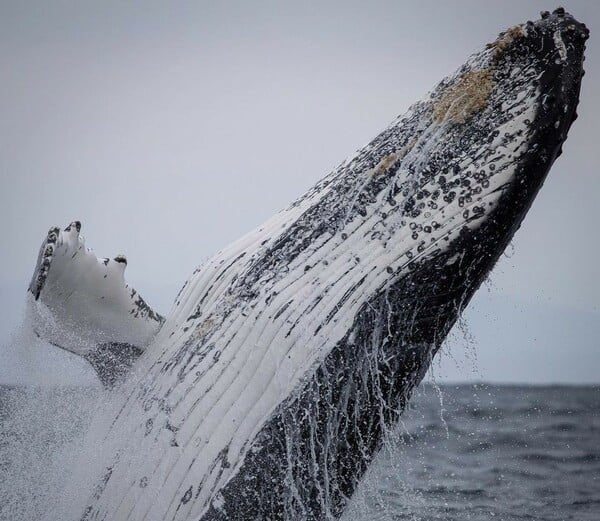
xmin=28 ymin=9 xmax=587 ymax=521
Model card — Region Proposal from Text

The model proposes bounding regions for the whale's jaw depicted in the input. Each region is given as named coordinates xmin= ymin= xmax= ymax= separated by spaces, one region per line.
xmin=73 ymin=9 xmax=586 ymax=521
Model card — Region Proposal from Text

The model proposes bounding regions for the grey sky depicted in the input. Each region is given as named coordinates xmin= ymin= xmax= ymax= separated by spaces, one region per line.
xmin=1 ymin=1 xmax=598 ymax=385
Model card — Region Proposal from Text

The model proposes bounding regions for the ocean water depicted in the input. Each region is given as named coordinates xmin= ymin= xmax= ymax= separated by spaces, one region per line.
xmin=344 ymin=384 xmax=600 ymax=521
xmin=0 ymin=384 xmax=598 ymax=521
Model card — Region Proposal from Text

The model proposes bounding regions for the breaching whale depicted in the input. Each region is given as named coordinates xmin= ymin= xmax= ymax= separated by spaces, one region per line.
xmin=27 ymin=9 xmax=587 ymax=521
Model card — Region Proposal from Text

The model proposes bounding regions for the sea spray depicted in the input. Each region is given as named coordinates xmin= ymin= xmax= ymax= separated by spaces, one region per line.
xmin=0 ymin=314 xmax=101 ymax=521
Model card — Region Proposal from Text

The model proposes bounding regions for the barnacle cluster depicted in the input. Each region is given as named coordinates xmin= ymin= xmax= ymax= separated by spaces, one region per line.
xmin=487 ymin=24 xmax=526 ymax=60
xmin=432 ymin=68 xmax=495 ymax=124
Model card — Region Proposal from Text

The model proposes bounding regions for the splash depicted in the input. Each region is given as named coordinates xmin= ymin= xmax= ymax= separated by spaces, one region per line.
xmin=0 ymin=319 xmax=102 ymax=521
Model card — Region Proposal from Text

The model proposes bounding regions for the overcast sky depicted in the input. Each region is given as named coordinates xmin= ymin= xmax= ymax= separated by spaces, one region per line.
xmin=1 ymin=1 xmax=598 ymax=386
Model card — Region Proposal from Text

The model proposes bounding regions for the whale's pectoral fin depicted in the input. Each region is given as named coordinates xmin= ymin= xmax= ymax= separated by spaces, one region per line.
xmin=27 ymin=221 xmax=164 ymax=386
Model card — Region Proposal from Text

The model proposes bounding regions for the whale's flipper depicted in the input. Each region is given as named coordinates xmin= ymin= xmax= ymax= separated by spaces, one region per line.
xmin=27 ymin=221 xmax=164 ymax=386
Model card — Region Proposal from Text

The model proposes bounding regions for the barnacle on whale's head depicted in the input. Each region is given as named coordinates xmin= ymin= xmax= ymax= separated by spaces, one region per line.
xmin=487 ymin=24 xmax=527 ymax=60
xmin=432 ymin=68 xmax=495 ymax=124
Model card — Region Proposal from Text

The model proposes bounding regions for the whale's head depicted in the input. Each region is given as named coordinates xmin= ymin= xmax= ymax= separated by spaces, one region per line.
xmin=383 ymin=8 xmax=588 ymax=352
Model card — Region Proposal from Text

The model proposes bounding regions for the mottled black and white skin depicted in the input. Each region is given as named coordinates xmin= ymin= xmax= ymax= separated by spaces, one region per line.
xmin=28 ymin=9 xmax=587 ymax=521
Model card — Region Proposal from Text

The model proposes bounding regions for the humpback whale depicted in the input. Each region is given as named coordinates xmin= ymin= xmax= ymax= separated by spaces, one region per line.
xmin=27 ymin=9 xmax=587 ymax=521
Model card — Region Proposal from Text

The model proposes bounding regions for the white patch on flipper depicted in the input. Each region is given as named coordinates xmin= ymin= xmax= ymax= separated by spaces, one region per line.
xmin=27 ymin=224 xmax=163 ymax=357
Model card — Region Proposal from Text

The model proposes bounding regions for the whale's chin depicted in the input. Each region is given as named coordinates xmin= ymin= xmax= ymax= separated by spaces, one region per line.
xmin=27 ymin=8 xmax=587 ymax=521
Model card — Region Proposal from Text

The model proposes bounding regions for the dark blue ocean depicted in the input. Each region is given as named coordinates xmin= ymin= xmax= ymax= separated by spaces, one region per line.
xmin=1 ymin=384 xmax=598 ymax=521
